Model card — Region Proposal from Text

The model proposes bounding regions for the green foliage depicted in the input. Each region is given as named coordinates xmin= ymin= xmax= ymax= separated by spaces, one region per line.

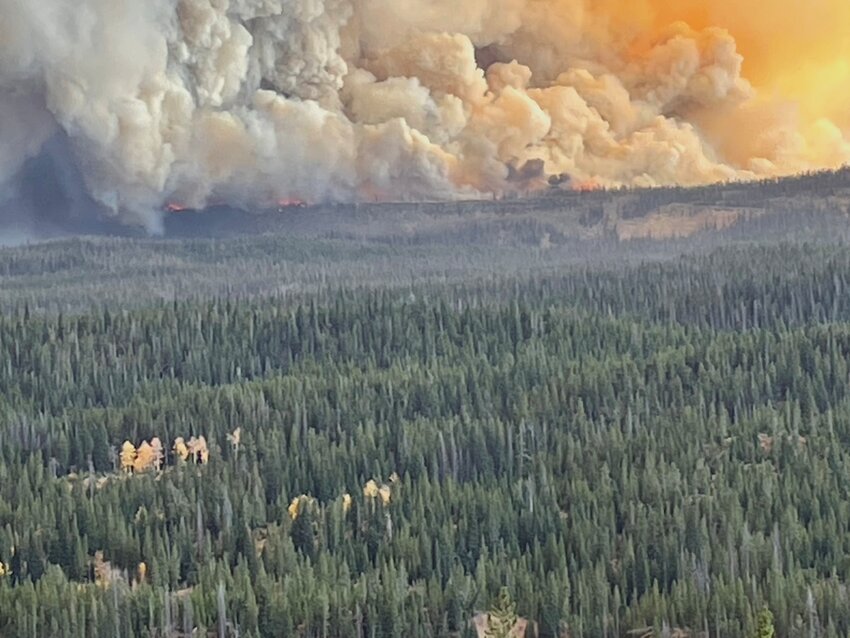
xmin=755 ymin=607 xmax=775 ymax=638
xmin=1 ymin=242 xmax=850 ymax=636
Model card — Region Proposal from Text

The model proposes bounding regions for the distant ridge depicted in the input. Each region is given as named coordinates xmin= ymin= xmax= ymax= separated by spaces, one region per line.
xmin=163 ymin=167 xmax=850 ymax=243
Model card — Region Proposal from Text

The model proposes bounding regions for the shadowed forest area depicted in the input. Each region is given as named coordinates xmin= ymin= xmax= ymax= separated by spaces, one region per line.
xmin=3 ymin=188 xmax=850 ymax=637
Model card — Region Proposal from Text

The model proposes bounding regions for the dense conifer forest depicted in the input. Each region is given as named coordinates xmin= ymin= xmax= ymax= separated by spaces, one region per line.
xmin=4 ymin=231 xmax=850 ymax=636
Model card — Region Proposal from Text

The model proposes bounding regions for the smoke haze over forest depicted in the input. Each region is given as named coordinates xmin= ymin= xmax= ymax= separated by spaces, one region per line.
xmin=1 ymin=0 xmax=849 ymax=233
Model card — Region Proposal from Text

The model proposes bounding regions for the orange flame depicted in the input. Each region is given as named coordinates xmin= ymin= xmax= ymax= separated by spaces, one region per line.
xmin=276 ymin=198 xmax=307 ymax=209
xmin=573 ymin=179 xmax=602 ymax=193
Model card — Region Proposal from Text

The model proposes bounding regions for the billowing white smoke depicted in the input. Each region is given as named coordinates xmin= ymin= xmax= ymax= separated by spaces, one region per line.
xmin=0 ymin=0 xmax=848 ymax=230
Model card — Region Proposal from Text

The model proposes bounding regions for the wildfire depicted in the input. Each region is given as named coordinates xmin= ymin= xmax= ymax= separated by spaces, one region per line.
xmin=276 ymin=198 xmax=307 ymax=210
xmin=165 ymin=203 xmax=190 ymax=213
xmin=573 ymin=180 xmax=603 ymax=193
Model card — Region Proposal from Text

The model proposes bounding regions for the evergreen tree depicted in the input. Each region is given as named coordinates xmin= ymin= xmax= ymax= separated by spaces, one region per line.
xmin=755 ymin=608 xmax=775 ymax=638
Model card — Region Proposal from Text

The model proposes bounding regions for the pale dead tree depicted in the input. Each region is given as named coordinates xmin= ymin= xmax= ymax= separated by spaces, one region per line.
xmin=222 ymin=489 xmax=233 ymax=534
xmin=188 ymin=436 xmax=210 ymax=464
xmin=88 ymin=458 xmax=96 ymax=502
xmin=109 ymin=445 xmax=119 ymax=472
xmin=112 ymin=577 xmax=121 ymax=638
xmin=196 ymin=500 xmax=204 ymax=551
xmin=183 ymin=595 xmax=194 ymax=637
xmin=438 ymin=431 xmax=448 ymax=480
xmin=150 ymin=437 xmax=164 ymax=471
xmin=187 ymin=437 xmax=200 ymax=463
xmin=198 ymin=436 xmax=210 ymax=464
xmin=217 ymin=581 xmax=227 ymax=638
xmin=807 ymin=586 xmax=821 ymax=638
xmin=227 ymin=428 xmax=242 ymax=461
xmin=162 ymin=588 xmax=172 ymax=638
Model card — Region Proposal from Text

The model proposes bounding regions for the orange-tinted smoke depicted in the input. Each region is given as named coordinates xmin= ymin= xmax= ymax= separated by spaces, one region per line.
xmin=615 ymin=0 xmax=850 ymax=130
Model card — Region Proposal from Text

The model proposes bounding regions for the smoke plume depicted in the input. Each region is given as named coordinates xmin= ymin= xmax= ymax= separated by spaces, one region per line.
xmin=0 ymin=0 xmax=848 ymax=231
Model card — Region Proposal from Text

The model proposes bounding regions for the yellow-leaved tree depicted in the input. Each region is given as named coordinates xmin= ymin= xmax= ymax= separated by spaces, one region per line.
xmin=93 ymin=551 xmax=111 ymax=587
xmin=120 ymin=442 xmax=137 ymax=474
xmin=134 ymin=441 xmax=155 ymax=473
xmin=363 ymin=480 xmax=379 ymax=499
xmin=485 ymin=588 xmax=519 ymax=638
xmin=288 ymin=497 xmax=303 ymax=520
xmin=174 ymin=437 xmax=189 ymax=462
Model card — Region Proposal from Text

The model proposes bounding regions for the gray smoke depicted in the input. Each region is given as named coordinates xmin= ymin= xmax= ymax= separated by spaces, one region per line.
xmin=0 ymin=0 xmax=847 ymax=234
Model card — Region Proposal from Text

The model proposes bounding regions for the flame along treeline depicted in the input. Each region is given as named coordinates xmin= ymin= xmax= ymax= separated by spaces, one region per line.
xmin=0 ymin=0 xmax=847 ymax=230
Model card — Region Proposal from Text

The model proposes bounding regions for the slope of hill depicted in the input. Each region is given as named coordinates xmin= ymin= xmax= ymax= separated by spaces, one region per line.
xmin=3 ymin=244 xmax=850 ymax=636
xmin=2 ymin=172 xmax=850 ymax=638
xmin=161 ymin=168 xmax=850 ymax=244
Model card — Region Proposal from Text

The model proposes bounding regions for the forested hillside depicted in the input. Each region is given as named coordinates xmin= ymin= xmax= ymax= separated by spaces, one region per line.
xmin=2 ymin=241 xmax=850 ymax=636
